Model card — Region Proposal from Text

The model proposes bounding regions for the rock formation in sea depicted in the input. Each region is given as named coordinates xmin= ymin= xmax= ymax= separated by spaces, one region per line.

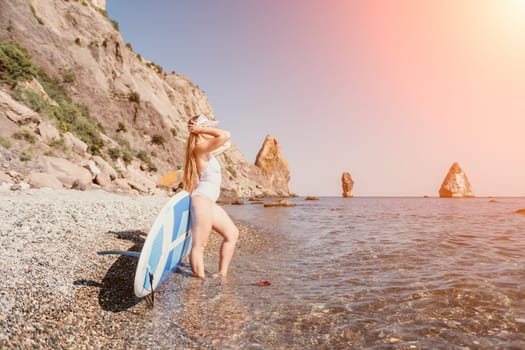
xmin=439 ymin=162 xmax=474 ymax=198
xmin=263 ymin=199 xmax=296 ymax=207
xmin=342 ymin=172 xmax=354 ymax=198
xmin=254 ymin=135 xmax=291 ymax=197
xmin=0 ymin=0 xmax=289 ymax=197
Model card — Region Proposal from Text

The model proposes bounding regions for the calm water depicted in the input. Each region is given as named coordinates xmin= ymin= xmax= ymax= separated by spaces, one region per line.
xmin=149 ymin=197 xmax=525 ymax=349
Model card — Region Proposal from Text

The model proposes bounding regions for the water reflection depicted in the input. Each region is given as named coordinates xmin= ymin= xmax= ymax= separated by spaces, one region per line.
xmin=121 ymin=198 xmax=525 ymax=348
xmin=220 ymin=197 xmax=525 ymax=348
xmin=177 ymin=278 xmax=248 ymax=348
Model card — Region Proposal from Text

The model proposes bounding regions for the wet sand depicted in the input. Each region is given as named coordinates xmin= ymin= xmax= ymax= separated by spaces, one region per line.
xmin=0 ymin=189 xmax=268 ymax=349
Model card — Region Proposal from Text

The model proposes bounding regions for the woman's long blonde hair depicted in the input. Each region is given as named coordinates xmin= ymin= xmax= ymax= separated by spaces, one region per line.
xmin=182 ymin=116 xmax=200 ymax=193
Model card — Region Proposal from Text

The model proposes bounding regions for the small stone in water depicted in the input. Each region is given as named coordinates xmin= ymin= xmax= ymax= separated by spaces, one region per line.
xmin=388 ymin=337 xmax=402 ymax=343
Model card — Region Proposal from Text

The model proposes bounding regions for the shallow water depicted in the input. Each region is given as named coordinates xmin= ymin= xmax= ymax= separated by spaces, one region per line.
xmin=151 ymin=197 xmax=525 ymax=349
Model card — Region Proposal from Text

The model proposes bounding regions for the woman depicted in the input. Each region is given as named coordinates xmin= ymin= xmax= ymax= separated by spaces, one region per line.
xmin=182 ymin=115 xmax=239 ymax=279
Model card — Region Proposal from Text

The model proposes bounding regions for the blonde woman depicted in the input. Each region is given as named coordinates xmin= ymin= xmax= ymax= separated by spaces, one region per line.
xmin=183 ymin=115 xmax=239 ymax=279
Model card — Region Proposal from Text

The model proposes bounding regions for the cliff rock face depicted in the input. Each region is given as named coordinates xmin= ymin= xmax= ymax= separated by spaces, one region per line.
xmin=342 ymin=172 xmax=354 ymax=198
xmin=0 ymin=0 xmax=285 ymax=197
xmin=439 ymin=162 xmax=474 ymax=198
xmin=90 ymin=0 xmax=106 ymax=9
xmin=254 ymin=135 xmax=291 ymax=196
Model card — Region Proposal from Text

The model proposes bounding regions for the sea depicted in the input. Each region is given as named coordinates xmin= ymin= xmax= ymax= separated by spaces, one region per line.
xmin=152 ymin=197 xmax=525 ymax=349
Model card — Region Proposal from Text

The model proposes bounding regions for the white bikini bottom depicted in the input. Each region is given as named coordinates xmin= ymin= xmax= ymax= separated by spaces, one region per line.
xmin=192 ymin=181 xmax=220 ymax=203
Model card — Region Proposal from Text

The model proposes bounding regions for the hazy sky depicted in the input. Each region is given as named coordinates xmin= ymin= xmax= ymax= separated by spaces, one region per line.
xmin=107 ymin=0 xmax=525 ymax=196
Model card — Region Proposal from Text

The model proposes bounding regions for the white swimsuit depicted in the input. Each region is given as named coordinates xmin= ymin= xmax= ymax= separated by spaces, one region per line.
xmin=192 ymin=154 xmax=221 ymax=202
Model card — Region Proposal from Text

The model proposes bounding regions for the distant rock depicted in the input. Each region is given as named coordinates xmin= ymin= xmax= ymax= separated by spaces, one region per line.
xmin=39 ymin=156 xmax=92 ymax=189
xmin=81 ymin=160 xmax=101 ymax=180
xmin=0 ymin=171 xmax=13 ymax=192
xmin=93 ymin=173 xmax=113 ymax=191
xmin=0 ymin=171 xmax=12 ymax=184
xmin=264 ymin=199 xmax=296 ymax=207
xmin=515 ymin=209 xmax=525 ymax=215
xmin=0 ymin=89 xmax=41 ymax=125
xmin=305 ymin=196 xmax=319 ymax=201
xmin=114 ymin=178 xmax=132 ymax=192
xmin=125 ymin=168 xmax=157 ymax=194
xmin=342 ymin=172 xmax=354 ymax=198
xmin=10 ymin=182 xmax=30 ymax=191
xmin=92 ymin=156 xmax=117 ymax=181
xmin=26 ymin=172 xmax=63 ymax=189
xmin=90 ymin=0 xmax=106 ymax=9
xmin=36 ymin=121 xmax=60 ymax=144
xmin=63 ymin=132 xmax=88 ymax=155
xmin=255 ymin=135 xmax=291 ymax=196
xmin=439 ymin=162 xmax=474 ymax=198
xmin=217 ymin=196 xmax=244 ymax=205
xmin=6 ymin=170 xmax=23 ymax=182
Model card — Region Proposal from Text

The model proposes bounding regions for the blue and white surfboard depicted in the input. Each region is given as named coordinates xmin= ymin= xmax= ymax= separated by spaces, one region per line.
xmin=134 ymin=190 xmax=192 ymax=298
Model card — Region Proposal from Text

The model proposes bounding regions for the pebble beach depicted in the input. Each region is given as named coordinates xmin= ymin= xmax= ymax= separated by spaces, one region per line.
xmin=0 ymin=189 xmax=266 ymax=349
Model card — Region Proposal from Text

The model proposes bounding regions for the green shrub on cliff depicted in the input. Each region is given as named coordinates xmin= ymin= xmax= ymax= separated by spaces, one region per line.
xmin=116 ymin=122 xmax=127 ymax=133
xmin=13 ymin=129 xmax=36 ymax=144
xmin=227 ymin=165 xmax=237 ymax=178
xmin=62 ymin=71 xmax=76 ymax=84
xmin=121 ymin=148 xmax=134 ymax=165
xmin=0 ymin=40 xmax=105 ymax=155
xmin=151 ymin=134 xmax=165 ymax=145
xmin=136 ymin=150 xmax=157 ymax=172
xmin=0 ymin=136 xmax=11 ymax=149
xmin=11 ymin=88 xmax=50 ymax=114
xmin=128 ymin=91 xmax=140 ymax=104
xmin=96 ymin=8 xmax=108 ymax=18
xmin=111 ymin=19 xmax=119 ymax=32
xmin=0 ymin=41 xmax=39 ymax=85
xmin=12 ymin=84 xmax=104 ymax=155
xmin=20 ymin=151 xmax=32 ymax=161
xmin=108 ymin=147 xmax=120 ymax=161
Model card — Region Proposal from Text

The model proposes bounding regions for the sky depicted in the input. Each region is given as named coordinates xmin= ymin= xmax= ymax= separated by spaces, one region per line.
xmin=106 ymin=0 xmax=525 ymax=196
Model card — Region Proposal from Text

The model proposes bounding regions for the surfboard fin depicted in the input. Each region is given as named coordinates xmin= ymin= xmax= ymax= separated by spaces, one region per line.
xmin=97 ymin=250 xmax=141 ymax=258
xmin=148 ymin=272 xmax=155 ymax=306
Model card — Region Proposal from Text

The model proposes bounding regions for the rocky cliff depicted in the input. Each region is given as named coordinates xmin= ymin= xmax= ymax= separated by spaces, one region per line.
xmin=439 ymin=162 xmax=474 ymax=198
xmin=254 ymin=135 xmax=291 ymax=196
xmin=0 ymin=0 xmax=289 ymax=197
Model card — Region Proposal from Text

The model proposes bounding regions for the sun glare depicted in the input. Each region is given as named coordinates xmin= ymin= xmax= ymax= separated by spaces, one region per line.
xmin=473 ymin=0 xmax=525 ymax=49
xmin=508 ymin=0 xmax=525 ymax=12
xmin=495 ymin=0 xmax=525 ymax=29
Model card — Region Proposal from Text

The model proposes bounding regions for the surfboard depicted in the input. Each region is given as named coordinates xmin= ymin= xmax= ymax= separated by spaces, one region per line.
xmin=134 ymin=190 xmax=192 ymax=297
xmin=98 ymin=190 xmax=192 ymax=299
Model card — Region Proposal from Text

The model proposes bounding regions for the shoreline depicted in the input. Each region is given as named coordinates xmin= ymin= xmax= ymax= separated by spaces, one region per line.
xmin=0 ymin=188 xmax=267 ymax=348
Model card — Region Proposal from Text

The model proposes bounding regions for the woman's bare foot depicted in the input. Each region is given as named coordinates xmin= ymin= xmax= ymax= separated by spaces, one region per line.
xmin=191 ymin=272 xmax=206 ymax=279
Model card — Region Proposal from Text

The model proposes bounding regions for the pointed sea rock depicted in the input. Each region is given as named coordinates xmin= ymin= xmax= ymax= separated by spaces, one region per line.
xmin=342 ymin=172 xmax=354 ymax=198
xmin=254 ymin=135 xmax=291 ymax=196
xmin=439 ymin=162 xmax=474 ymax=198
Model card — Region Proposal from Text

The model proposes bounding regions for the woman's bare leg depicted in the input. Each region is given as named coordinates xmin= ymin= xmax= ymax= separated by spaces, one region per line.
xmin=189 ymin=195 xmax=213 ymax=278
xmin=211 ymin=203 xmax=239 ymax=277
